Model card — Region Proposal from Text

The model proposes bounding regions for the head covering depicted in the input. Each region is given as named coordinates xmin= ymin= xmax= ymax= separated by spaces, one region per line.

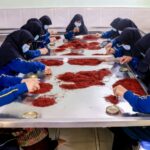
xmin=21 ymin=21 xmax=43 ymax=37
xmin=27 ymin=18 xmax=41 ymax=24
xmin=132 ymin=33 xmax=150 ymax=58
xmin=39 ymin=15 xmax=52 ymax=26
xmin=39 ymin=15 xmax=52 ymax=34
xmin=117 ymin=18 xmax=137 ymax=31
xmin=66 ymin=14 xmax=88 ymax=35
xmin=110 ymin=17 xmax=122 ymax=30
xmin=137 ymin=48 xmax=150 ymax=73
xmin=116 ymin=27 xmax=142 ymax=45
xmin=0 ymin=30 xmax=34 ymax=67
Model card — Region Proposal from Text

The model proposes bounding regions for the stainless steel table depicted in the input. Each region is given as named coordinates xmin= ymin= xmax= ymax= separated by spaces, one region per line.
xmin=0 ymin=54 xmax=149 ymax=128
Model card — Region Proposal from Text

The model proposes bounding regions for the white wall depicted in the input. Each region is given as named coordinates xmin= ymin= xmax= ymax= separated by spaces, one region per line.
xmin=0 ymin=0 xmax=149 ymax=9
xmin=0 ymin=7 xmax=150 ymax=33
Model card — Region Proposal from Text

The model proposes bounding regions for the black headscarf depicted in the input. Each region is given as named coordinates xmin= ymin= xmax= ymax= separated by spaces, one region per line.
xmin=39 ymin=15 xmax=52 ymax=34
xmin=21 ymin=21 xmax=43 ymax=37
xmin=66 ymin=14 xmax=88 ymax=35
xmin=117 ymin=18 xmax=137 ymax=31
xmin=0 ymin=30 xmax=34 ymax=67
xmin=116 ymin=27 xmax=142 ymax=45
xmin=110 ymin=17 xmax=122 ymax=30
xmin=39 ymin=15 xmax=52 ymax=26
xmin=137 ymin=48 xmax=150 ymax=84
xmin=132 ymin=33 xmax=150 ymax=58
xmin=27 ymin=18 xmax=41 ymax=24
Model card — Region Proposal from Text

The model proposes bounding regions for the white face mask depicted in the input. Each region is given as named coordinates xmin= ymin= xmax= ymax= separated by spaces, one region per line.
xmin=74 ymin=22 xmax=81 ymax=27
xmin=34 ymin=35 xmax=39 ymax=41
xmin=118 ymin=30 xmax=122 ymax=34
xmin=44 ymin=25 xmax=49 ymax=30
xmin=22 ymin=44 xmax=30 ymax=53
xmin=122 ymin=44 xmax=131 ymax=51
xmin=112 ymin=28 xmax=117 ymax=32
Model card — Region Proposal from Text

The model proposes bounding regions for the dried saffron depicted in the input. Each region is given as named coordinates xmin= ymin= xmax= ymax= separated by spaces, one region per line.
xmin=38 ymin=59 xmax=64 ymax=66
xmin=113 ymin=78 xmax=146 ymax=96
xmin=88 ymin=42 xmax=100 ymax=45
xmin=87 ymin=45 xmax=101 ymax=50
xmin=55 ymin=39 xmax=100 ymax=52
xmin=71 ymin=40 xmax=88 ymax=49
xmin=105 ymin=95 xmax=119 ymax=104
xmin=87 ymin=42 xmax=101 ymax=50
xmin=55 ymin=48 xmax=66 ymax=52
xmin=32 ymin=95 xmax=56 ymax=107
xmin=31 ymin=83 xmax=53 ymax=94
xmin=54 ymin=35 xmax=61 ymax=40
xmin=68 ymin=59 xmax=103 ymax=66
xmin=58 ymin=69 xmax=111 ymax=90
xmin=58 ymin=44 xmax=69 ymax=49
xmin=82 ymin=34 xmax=100 ymax=40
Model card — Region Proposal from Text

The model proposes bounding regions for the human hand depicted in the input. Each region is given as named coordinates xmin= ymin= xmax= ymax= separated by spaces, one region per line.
xmin=39 ymin=48 xmax=48 ymax=55
xmin=119 ymin=56 xmax=132 ymax=64
xmin=113 ymin=85 xmax=127 ymax=97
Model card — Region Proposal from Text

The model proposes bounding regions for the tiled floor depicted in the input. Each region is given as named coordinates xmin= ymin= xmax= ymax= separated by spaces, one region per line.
xmin=48 ymin=128 xmax=114 ymax=150
xmin=50 ymin=128 xmax=140 ymax=150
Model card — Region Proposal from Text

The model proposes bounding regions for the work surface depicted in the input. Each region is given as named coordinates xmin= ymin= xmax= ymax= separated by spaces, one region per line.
xmin=0 ymin=35 xmax=149 ymax=128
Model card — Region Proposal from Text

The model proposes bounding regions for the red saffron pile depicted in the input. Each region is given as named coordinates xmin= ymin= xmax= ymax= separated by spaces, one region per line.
xmin=54 ymin=48 xmax=66 ymax=52
xmin=58 ymin=44 xmax=69 ymax=49
xmin=31 ymin=83 xmax=53 ymax=94
xmin=105 ymin=95 xmax=119 ymax=104
xmin=32 ymin=95 xmax=56 ymax=107
xmin=82 ymin=34 xmax=100 ymax=41
xmin=53 ymin=35 xmax=61 ymax=40
xmin=87 ymin=45 xmax=100 ymax=50
xmin=105 ymin=78 xmax=146 ymax=104
xmin=88 ymin=42 xmax=100 ymax=45
xmin=64 ymin=39 xmax=88 ymax=50
xmin=113 ymin=78 xmax=146 ymax=96
xmin=68 ymin=59 xmax=103 ymax=66
xmin=38 ymin=59 xmax=64 ymax=66
xmin=58 ymin=69 xmax=111 ymax=89
xmin=55 ymin=39 xmax=101 ymax=52
xmin=87 ymin=42 xmax=100 ymax=50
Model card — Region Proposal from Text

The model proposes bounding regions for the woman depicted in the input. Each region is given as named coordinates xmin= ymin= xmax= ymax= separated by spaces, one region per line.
xmin=21 ymin=21 xmax=43 ymax=41
xmin=106 ymin=27 xmax=142 ymax=58
xmin=21 ymin=21 xmax=48 ymax=57
xmin=118 ymin=33 xmax=150 ymax=69
xmin=100 ymin=17 xmax=122 ymax=39
xmin=39 ymin=15 xmax=52 ymax=34
xmin=0 ymin=75 xmax=39 ymax=106
xmin=39 ymin=15 xmax=56 ymax=48
xmin=117 ymin=18 xmax=137 ymax=34
xmin=0 ymin=75 xmax=39 ymax=150
xmin=25 ymin=17 xmax=55 ymax=50
xmin=65 ymin=14 xmax=88 ymax=40
xmin=0 ymin=75 xmax=58 ymax=150
xmin=102 ymin=18 xmax=138 ymax=47
xmin=113 ymin=84 xmax=150 ymax=150
xmin=0 ymin=29 xmax=51 ymax=76
xmin=21 ymin=21 xmax=48 ymax=50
